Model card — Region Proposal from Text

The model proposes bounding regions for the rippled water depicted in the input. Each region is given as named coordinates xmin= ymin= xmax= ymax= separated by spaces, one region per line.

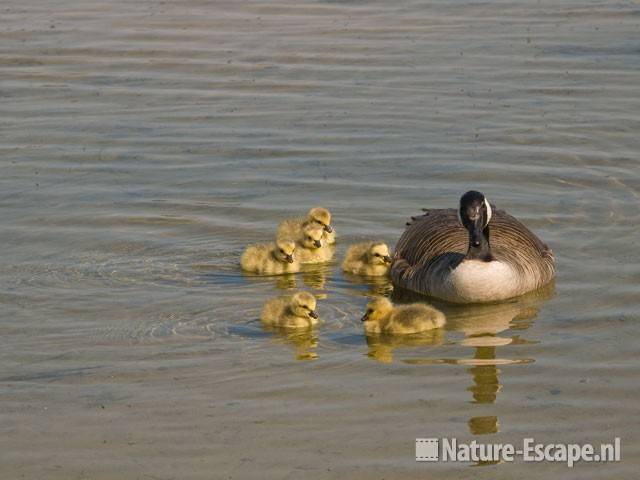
xmin=1 ymin=0 xmax=639 ymax=478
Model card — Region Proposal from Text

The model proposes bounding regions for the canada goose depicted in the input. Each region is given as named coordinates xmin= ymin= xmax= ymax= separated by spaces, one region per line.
xmin=361 ymin=297 xmax=445 ymax=335
xmin=260 ymin=291 xmax=319 ymax=328
xmin=295 ymin=224 xmax=334 ymax=264
xmin=391 ymin=190 xmax=555 ymax=303
xmin=342 ymin=241 xmax=392 ymax=276
xmin=240 ymin=239 xmax=299 ymax=275
xmin=278 ymin=207 xmax=336 ymax=245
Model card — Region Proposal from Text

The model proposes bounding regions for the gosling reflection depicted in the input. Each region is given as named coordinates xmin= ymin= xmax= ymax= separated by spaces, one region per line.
xmin=261 ymin=325 xmax=319 ymax=361
xmin=366 ymin=329 xmax=445 ymax=363
xmin=274 ymin=273 xmax=298 ymax=290
xmin=343 ymin=272 xmax=394 ymax=296
xmin=300 ymin=262 xmax=331 ymax=290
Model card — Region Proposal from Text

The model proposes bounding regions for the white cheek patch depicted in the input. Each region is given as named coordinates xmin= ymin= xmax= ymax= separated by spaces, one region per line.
xmin=484 ymin=198 xmax=492 ymax=226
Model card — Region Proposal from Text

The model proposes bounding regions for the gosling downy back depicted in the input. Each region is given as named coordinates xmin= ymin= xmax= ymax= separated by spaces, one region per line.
xmin=361 ymin=297 xmax=445 ymax=335
xmin=392 ymin=191 xmax=555 ymax=303
xmin=342 ymin=241 xmax=392 ymax=276
xmin=278 ymin=207 xmax=336 ymax=245
xmin=240 ymin=239 xmax=300 ymax=275
xmin=260 ymin=291 xmax=319 ymax=328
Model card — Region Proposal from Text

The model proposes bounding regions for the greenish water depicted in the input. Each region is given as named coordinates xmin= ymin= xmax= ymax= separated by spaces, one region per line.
xmin=1 ymin=0 xmax=639 ymax=478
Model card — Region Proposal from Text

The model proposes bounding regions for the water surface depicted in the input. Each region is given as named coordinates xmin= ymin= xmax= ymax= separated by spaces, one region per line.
xmin=1 ymin=0 xmax=639 ymax=478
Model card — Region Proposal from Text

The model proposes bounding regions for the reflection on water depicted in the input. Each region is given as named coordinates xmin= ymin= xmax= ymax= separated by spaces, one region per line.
xmin=365 ymin=329 xmax=445 ymax=363
xmin=238 ymin=263 xmax=332 ymax=292
xmin=274 ymin=274 xmax=298 ymax=291
xmin=300 ymin=263 xmax=331 ymax=291
xmin=388 ymin=286 xmax=555 ymax=454
xmin=468 ymin=416 xmax=499 ymax=436
xmin=260 ymin=325 xmax=319 ymax=361
xmin=342 ymin=272 xmax=394 ymax=297
xmin=468 ymin=346 xmax=501 ymax=404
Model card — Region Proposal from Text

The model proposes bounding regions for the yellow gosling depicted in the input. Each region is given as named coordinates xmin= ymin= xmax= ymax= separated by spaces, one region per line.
xmin=342 ymin=241 xmax=392 ymax=276
xmin=240 ymin=239 xmax=299 ymax=275
xmin=295 ymin=224 xmax=334 ymax=264
xmin=260 ymin=291 xmax=319 ymax=328
xmin=278 ymin=207 xmax=336 ymax=245
xmin=361 ymin=297 xmax=445 ymax=335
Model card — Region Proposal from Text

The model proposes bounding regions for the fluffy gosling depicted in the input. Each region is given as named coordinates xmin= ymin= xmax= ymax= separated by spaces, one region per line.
xmin=260 ymin=291 xmax=319 ymax=328
xmin=361 ymin=297 xmax=445 ymax=335
xmin=278 ymin=207 xmax=336 ymax=245
xmin=295 ymin=225 xmax=334 ymax=264
xmin=240 ymin=239 xmax=299 ymax=275
xmin=342 ymin=241 xmax=392 ymax=276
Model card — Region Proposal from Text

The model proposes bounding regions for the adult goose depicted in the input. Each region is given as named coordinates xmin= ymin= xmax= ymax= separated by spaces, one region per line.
xmin=391 ymin=191 xmax=555 ymax=303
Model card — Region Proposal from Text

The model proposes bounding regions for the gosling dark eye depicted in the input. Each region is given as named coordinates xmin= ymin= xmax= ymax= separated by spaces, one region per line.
xmin=302 ymin=305 xmax=309 ymax=309
xmin=280 ymin=249 xmax=285 ymax=253
xmin=374 ymin=253 xmax=380 ymax=257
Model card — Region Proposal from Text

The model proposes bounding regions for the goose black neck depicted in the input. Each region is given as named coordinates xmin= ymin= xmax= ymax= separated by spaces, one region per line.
xmin=466 ymin=225 xmax=493 ymax=262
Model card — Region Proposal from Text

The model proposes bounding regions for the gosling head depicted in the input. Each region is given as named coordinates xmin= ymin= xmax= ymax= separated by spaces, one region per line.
xmin=274 ymin=239 xmax=296 ymax=264
xmin=367 ymin=242 xmax=392 ymax=265
xmin=308 ymin=207 xmax=333 ymax=233
xmin=361 ymin=296 xmax=393 ymax=324
xmin=458 ymin=190 xmax=493 ymax=261
xmin=301 ymin=224 xmax=323 ymax=249
xmin=290 ymin=292 xmax=318 ymax=319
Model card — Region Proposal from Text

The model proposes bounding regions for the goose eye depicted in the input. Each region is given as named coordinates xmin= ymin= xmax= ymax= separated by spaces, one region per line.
xmin=280 ymin=249 xmax=285 ymax=253
xmin=374 ymin=253 xmax=380 ymax=257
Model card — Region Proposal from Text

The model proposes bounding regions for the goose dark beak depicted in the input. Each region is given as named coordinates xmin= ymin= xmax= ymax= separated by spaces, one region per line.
xmin=286 ymin=255 xmax=294 ymax=263
xmin=324 ymin=224 xmax=333 ymax=233
xmin=313 ymin=240 xmax=322 ymax=248
xmin=465 ymin=216 xmax=493 ymax=261
xmin=309 ymin=310 xmax=318 ymax=319
xmin=383 ymin=255 xmax=392 ymax=264
xmin=361 ymin=314 xmax=369 ymax=322
xmin=469 ymin=218 xmax=484 ymax=248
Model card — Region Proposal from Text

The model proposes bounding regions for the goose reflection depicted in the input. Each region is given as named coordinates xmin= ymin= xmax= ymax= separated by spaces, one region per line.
xmin=392 ymin=284 xmax=554 ymax=442
xmin=260 ymin=324 xmax=319 ymax=361
xmin=468 ymin=415 xmax=499 ymax=435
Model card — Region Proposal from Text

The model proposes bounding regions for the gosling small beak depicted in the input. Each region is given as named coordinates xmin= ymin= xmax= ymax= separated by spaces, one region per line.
xmin=313 ymin=240 xmax=322 ymax=248
xmin=308 ymin=310 xmax=318 ymax=319
xmin=383 ymin=255 xmax=392 ymax=264
xmin=324 ymin=224 xmax=333 ymax=233
xmin=361 ymin=314 xmax=368 ymax=322
xmin=286 ymin=255 xmax=294 ymax=263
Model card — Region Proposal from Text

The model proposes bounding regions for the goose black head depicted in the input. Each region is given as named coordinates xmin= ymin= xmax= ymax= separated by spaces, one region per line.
xmin=458 ymin=190 xmax=493 ymax=261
